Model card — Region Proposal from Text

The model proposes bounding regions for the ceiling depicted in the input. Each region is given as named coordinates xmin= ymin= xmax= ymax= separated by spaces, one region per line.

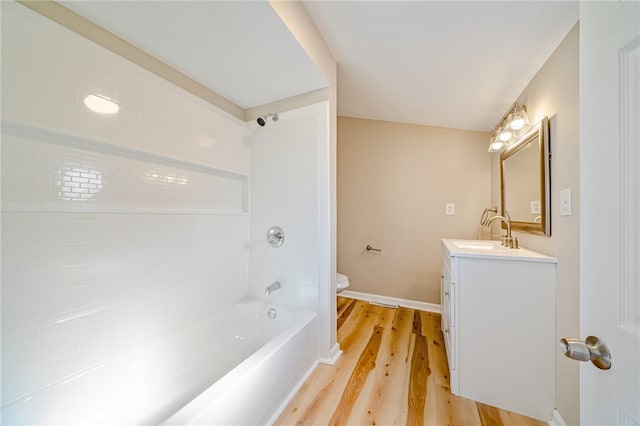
xmin=62 ymin=1 xmax=579 ymax=132
xmin=61 ymin=1 xmax=328 ymax=109
xmin=303 ymin=1 xmax=579 ymax=131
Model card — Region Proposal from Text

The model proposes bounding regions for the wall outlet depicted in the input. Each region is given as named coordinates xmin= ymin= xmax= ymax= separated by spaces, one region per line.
xmin=445 ymin=203 xmax=455 ymax=216
xmin=530 ymin=201 xmax=541 ymax=214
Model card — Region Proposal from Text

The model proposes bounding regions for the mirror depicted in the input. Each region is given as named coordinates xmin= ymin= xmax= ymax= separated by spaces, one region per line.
xmin=500 ymin=116 xmax=551 ymax=236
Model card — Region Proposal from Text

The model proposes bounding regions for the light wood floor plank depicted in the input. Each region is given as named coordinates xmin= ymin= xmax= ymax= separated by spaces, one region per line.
xmin=406 ymin=334 xmax=429 ymax=425
xmin=337 ymin=296 xmax=352 ymax=316
xmin=477 ymin=401 xmax=504 ymax=426
xmin=498 ymin=406 xmax=549 ymax=426
xmin=329 ymin=325 xmax=384 ymax=425
xmin=337 ymin=298 xmax=356 ymax=329
xmin=421 ymin=311 xmax=450 ymax=388
xmin=434 ymin=383 xmax=483 ymax=425
xmin=275 ymin=297 xmax=547 ymax=426
xmin=277 ymin=302 xmax=390 ymax=425
xmin=354 ymin=307 xmax=414 ymax=426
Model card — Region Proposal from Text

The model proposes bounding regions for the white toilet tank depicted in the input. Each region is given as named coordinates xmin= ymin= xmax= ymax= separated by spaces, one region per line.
xmin=336 ymin=272 xmax=350 ymax=293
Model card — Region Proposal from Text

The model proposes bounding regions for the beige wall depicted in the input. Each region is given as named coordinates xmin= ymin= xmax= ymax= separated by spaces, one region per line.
xmin=491 ymin=24 xmax=580 ymax=425
xmin=338 ymin=117 xmax=490 ymax=303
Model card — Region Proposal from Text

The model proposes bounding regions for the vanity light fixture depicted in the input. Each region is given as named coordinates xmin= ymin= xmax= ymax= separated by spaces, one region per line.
xmin=487 ymin=102 xmax=531 ymax=152
xmin=83 ymin=94 xmax=119 ymax=115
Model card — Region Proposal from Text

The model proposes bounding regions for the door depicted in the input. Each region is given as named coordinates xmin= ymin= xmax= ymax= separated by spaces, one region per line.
xmin=580 ymin=1 xmax=640 ymax=424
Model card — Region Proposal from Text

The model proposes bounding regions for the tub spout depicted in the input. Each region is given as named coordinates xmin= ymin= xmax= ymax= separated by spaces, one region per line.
xmin=265 ymin=281 xmax=281 ymax=295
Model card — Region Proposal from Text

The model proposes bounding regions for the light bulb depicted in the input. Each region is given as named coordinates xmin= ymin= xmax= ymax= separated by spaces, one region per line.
xmin=488 ymin=133 xmax=504 ymax=152
xmin=499 ymin=127 xmax=512 ymax=142
xmin=510 ymin=117 xmax=525 ymax=130
xmin=491 ymin=141 xmax=504 ymax=150
xmin=508 ymin=106 xmax=531 ymax=132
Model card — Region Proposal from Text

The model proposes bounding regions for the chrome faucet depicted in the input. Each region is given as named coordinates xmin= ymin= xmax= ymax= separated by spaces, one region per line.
xmin=486 ymin=215 xmax=518 ymax=248
xmin=265 ymin=281 xmax=281 ymax=295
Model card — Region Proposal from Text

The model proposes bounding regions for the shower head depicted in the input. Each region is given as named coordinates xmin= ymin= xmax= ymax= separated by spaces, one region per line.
xmin=257 ymin=113 xmax=279 ymax=127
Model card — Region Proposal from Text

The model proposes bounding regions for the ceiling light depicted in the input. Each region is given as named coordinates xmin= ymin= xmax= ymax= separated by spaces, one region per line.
xmin=83 ymin=94 xmax=119 ymax=114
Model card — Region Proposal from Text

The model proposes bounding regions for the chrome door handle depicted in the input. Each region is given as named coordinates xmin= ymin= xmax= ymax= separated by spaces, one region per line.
xmin=560 ymin=336 xmax=612 ymax=370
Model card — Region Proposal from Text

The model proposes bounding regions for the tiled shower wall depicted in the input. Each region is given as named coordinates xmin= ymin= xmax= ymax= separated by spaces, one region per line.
xmin=248 ymin=102 xmax=328 ymax=312
xmin=1 ymin=2 xmax=250 ymax=420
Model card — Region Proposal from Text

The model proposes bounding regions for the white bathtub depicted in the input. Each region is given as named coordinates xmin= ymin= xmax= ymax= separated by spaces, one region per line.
xmin=1 ymin=297 xmax=316 ymax=425
xmin=161 ymin=298 xmax=318 ymax=425
xmin=76 ymin=298 xmax=317 ymax=425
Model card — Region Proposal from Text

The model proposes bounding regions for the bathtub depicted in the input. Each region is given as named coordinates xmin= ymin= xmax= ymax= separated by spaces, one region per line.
xmin=161 ymin=298 xmax=318 ymax=425
xmin=13 ymin=298 xmax=319 ymax=425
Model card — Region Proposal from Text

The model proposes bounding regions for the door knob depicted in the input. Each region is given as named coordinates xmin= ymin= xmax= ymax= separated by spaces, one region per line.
xmin=559 ymin=336 xmax=612 ymax=370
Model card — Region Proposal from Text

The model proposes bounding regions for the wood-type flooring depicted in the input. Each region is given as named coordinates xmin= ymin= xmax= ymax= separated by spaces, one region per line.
xmin=275 ymin=297 xmax=546 ymax=426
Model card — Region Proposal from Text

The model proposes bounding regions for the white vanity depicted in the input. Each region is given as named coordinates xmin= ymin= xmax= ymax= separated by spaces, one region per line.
xmin=441 ymin=239 xmax=557 ymax=421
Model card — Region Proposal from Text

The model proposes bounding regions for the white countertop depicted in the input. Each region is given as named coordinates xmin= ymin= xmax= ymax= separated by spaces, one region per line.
xmin=442 ymin=239 xmax=557 ymax=263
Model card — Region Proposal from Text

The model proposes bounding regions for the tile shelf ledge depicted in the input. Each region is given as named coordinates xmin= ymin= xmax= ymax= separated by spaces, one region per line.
xmin=1 ymin=119 xmax=248 ymax=182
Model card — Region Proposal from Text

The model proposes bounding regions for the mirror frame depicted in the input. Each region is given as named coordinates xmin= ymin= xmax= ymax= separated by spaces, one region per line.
xmin=500 ymin=116 xmax=551 ymax=236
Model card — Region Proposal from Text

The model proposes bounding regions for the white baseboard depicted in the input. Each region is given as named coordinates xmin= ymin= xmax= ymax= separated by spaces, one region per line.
xmin=340 ymin=290 xmax=441 ymax=313
xmin=548 ymin=409 xmax=567 ymax=426
xmin=319 ymin=343 xmax=342 ymax=365
xmin=264 ymin=360 xmax=319 ymax=426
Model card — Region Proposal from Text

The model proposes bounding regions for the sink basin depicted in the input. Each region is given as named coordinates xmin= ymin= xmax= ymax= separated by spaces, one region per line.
xmin=453 ymin=241 xmax=504 ymax=250
xmin=443 ymin=239 xmax=557 ymax=262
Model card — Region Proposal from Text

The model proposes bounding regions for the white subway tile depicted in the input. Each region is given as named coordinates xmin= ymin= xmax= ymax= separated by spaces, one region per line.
xmin=32 ymin=353 xmax=77 ymax=390
xmin=1 ymin=4 xmax=254 ymax=424
xmin=33 ymin=319 xmax=76 ymax=363
xmin=1 ymin=323 xmax=36 ymax=402
xmin=1 ymin=279 xmax=37 ymax=327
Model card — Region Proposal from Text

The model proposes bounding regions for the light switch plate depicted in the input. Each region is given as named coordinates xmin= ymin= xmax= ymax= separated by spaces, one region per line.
xmin=560 ymin=189 xmax=572 ymax=216
xmin=445 ymin=203 xmax=455 ymax=216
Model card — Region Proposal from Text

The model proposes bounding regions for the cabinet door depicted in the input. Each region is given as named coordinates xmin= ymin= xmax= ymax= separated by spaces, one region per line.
xmin=457 ymin=257 xmax=554 ymax=419
xmin=441 ymin=257 xmax=455 ymax=371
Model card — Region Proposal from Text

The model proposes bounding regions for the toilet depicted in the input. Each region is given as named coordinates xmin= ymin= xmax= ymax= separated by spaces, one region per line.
xmin=336 ymin=272 xmax=350 ymax=293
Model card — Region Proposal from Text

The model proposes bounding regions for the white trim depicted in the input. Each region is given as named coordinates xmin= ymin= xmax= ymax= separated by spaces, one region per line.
xmin=264 ymin=360 xmax=319 ymax=426
xmin=245 ymin=88 xmax=330 ymax=121
xmin=619 ymin=37 xmax=640 ymax=329
xmin=548 ymin=409 xmax=567 ymax=426
xmin=319 ymin=343 xmax=342 ymax=365
xmin=340 ymin=290 xmax=441 ymax=313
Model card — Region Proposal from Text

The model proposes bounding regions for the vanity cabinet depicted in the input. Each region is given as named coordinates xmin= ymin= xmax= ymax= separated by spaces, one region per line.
xmin=440 ymin=239 xmax=557 ymax=421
